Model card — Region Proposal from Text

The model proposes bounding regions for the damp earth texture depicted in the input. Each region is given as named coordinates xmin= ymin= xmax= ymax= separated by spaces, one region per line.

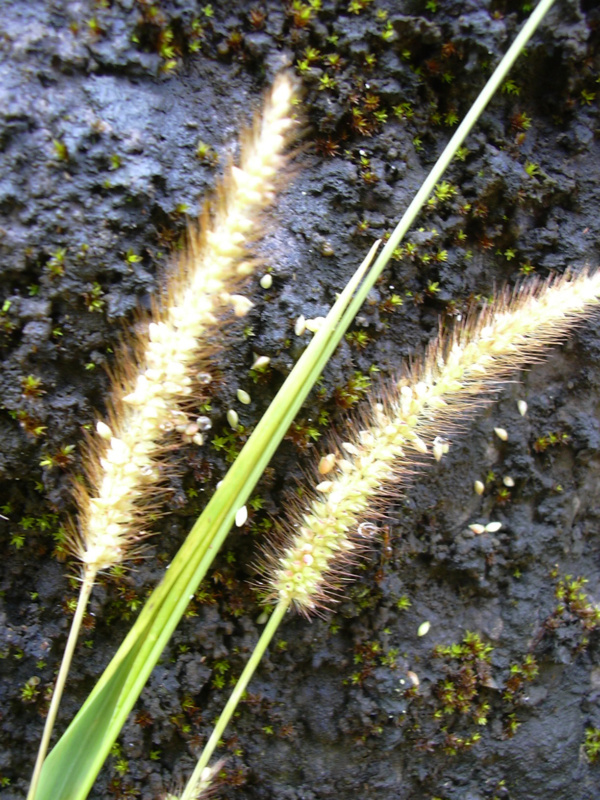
xmin=2 ymin=2 xmax=600 ymax=799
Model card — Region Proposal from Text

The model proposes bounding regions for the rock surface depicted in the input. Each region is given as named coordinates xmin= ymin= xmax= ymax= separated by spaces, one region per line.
xmin=1 ymin=1 xmax=600 ymax=799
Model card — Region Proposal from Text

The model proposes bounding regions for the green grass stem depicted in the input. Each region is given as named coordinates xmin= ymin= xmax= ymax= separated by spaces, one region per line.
xmin=27 ymin=572 xmax=94 ymax=800
xmin=180 ymin=600 xmax=289 ymax=800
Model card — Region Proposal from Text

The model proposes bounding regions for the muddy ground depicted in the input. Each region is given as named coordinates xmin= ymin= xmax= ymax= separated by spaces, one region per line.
xmin=1 ymin=0 xmax=600 ymax=798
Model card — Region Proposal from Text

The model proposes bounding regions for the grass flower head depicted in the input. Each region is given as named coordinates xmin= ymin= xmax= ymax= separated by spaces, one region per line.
xmin=72 ymin=74 xmax=297 ymax=578
xmin=264 ymin=270 xmax=600 ymax=613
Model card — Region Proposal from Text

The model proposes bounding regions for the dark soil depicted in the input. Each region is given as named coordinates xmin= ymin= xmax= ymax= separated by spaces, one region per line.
xmin=2 ymin=1 xmax=600 ymax=799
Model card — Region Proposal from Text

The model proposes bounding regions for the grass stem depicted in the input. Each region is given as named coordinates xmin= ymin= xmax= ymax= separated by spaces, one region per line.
xmin=180 ymin=600 xmax=290 ymax=800
xmin=27 ymin=569 xmax=95 ymax=800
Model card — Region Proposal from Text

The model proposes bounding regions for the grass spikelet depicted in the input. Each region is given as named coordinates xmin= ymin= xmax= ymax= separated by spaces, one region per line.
xmin=264 ymin=270 xmax=600 ymax=614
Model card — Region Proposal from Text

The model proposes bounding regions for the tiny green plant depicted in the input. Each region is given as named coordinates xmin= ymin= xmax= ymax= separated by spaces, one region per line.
xmin=584 ymin=727 xmax=600 ymax=763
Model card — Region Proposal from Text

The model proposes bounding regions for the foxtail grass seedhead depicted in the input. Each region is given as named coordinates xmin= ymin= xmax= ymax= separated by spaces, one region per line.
xmin=263 ymin=270 xmax=600 ymax=614
xmin=164 ymin=758 xmax=225 ymax=800
xmin=72 ymin=74 xmax=297 ymax=578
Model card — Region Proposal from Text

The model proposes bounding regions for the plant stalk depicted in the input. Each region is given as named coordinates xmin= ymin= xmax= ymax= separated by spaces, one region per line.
xmin=27 ymin=568 xmax=96 ymax=800
xmin=180 ymin=600 xmax=289 ymax=800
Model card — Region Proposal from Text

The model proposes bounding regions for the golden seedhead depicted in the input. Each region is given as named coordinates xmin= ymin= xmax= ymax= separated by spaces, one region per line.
xmin=73 ymin=74 xmax=297 ymax=577
xmin=264 ymin=270 xmax=600 ymax=613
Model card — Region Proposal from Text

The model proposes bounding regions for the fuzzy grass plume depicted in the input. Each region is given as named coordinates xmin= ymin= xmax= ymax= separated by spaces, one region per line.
xmin=76 ymin=73 xmax=296 ymax=579
xmin=264 ymin=270 xmax=600 ymax=614
xmin=28 ymin=74 xmax=297 ymax=800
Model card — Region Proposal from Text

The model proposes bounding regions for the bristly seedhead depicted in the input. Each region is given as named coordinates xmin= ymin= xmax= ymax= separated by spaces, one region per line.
xmin=262 ymin=269 xmax=600 ymax=614
xmin=165 ymin=759 xmax=226 ymax=800
xmin=72 ymin=74 xmax=298 ymax=579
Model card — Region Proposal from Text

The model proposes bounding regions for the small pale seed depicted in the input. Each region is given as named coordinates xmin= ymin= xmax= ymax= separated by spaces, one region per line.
xmin=96 ymin=421 xmax=113 ymax=440
xmin=407 ymin=670 xmax=420 ymax=687
xmin=251 ymin=355 xmax=271 ymax=371
xmin=469 ymin=523 xmax=486 ymax=535
xmin=485 ymin=521 xmax=502 ymax=533
xmin=417 ymin=621 xmax=430 ymax=637
xmin=235 ymin=506 xmax=248 ymax=527
xmin=227 ymin=409 xmax=239 ymax=429
xmin=474 ymin=480 xmax=485 ymax=495
xmin=294 ymin=315 xmax=306 ymax=336
xmin=260 ymin=273 xmax=273 ymax=289
xmin=305 ymin=317 xmax=326 ymax=333
xmin=503 ymin=476 xmax=515 ymax=487
xmin=432 ymin=436 xmax=449 ymax=462
xmin=318 ymin=453 xmax=336 ymax=474
xmin=237 ymin=389 xmax=251 ymax=404
xmin=517 ymin=399 xmax=528 ymax=416
xmin=494 ymin=427 xmax=508 ymax=441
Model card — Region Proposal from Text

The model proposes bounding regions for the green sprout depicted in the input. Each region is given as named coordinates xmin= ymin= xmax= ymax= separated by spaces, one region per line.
xmin=318 ymin=74 xmax=336 ymax=91
xmin=345 ymin=330 xmax=372 ymax=349
xmin=524 ymin=161 xmax=541 ymax=177
xmin=584 ymin=727 xmax=600 ymax=762
xmin=85 ymin=282 xmax=105 ymax=313
xmin=47 ymin=248 xmax=67 ymax=277
xmin=381 ymin=21 xmax=394 ymax=41
xmin=434 ymin=181 xmax=458 ymax=202
xmin=21 ymin=677 xmax=41 ymax=703
xmin=581 ymin=89 xmax=596 ymax=106
xmin=502 ymin=79 xmax=521 ymax=95
xmin=10 ymin=532 xmax=25 ymax=549
xmin=125 ymin=249 xmax=142 ymax=264
xmin=290 ymin=0 xmax=313 ymax=27
xmin=53 ymin=140 xmax=69 ymax=162
xmin=21 ymin=375 xmax=45 ymax=398
xmin=196 ymin=140 xmax=216 ymax=163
